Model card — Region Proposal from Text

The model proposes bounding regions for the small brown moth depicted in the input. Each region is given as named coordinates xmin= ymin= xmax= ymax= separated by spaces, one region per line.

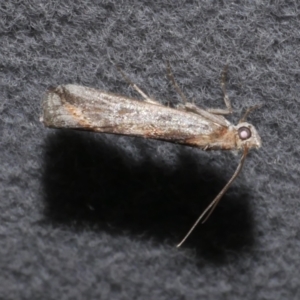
xmin=41 ymin=64 xmax=261 ymax=247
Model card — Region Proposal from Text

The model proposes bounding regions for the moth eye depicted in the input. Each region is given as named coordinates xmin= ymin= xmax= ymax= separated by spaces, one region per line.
xmin=238 ymin=126 xmax=251 ymax=140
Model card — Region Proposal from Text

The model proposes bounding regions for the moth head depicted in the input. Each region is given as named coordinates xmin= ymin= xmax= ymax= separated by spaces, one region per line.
xmin=235 ymin=122 xmax=261 ymax=150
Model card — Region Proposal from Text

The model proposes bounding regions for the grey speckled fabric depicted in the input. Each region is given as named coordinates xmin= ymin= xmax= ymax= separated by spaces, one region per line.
xmin=1 ymin=1 xmax=299 ymax=299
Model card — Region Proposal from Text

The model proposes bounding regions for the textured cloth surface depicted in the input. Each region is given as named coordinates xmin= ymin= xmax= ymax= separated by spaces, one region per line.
xmin=1 ymin=1 xmax=299 ymax=299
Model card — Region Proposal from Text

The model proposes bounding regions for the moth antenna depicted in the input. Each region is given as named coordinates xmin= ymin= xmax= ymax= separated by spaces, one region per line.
xmin=239 ymin=104 xmax=262 ymax=123
xmin=176 ymin=147 xmax=249 ymax=248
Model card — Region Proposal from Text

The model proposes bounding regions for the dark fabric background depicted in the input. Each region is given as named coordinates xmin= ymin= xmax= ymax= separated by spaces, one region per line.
xmin=1 ymin=1 xmax=299 ymax=299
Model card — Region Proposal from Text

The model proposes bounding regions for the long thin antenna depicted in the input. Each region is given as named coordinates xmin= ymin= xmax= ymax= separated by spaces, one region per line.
xmin=176 ymin=147 xmax=249 ymax=248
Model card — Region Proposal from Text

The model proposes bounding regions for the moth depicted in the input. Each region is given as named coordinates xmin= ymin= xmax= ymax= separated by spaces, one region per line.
xmin=41 ymin=63 xmax=261 ymax=247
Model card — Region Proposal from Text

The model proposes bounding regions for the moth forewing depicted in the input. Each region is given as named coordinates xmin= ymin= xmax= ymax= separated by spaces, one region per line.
xmin=42 ymin=85 xmax=240 ymax=150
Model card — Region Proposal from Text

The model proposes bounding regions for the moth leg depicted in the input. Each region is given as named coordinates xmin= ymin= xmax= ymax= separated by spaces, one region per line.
xmin=239 ymin=104 xmax=262 ymax=123
xmin=166 ymin=61 xmax=189 ymax=104
xmin=166 ymin=62 xmax=204 ymax=113
xmin=176 ymin=102 xmax=205 ymax=114
xmin=116 ymin=65 xmax=162 ymax=105
xmin=166 ymin=61 xmax=221 ymax=115
xmin=167 ymin=62 xmax=232 ymax=116
xmin=206 ymin=64 xmax=233 ymax=115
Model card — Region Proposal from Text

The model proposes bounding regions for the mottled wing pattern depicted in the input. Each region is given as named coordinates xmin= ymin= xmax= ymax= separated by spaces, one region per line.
xmin=42 ymin=84 xmax=235 ymax=149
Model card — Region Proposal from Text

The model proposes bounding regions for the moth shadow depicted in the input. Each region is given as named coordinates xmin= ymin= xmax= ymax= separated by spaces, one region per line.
xmin=42 ymin=130 xmax=255 ymax=263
